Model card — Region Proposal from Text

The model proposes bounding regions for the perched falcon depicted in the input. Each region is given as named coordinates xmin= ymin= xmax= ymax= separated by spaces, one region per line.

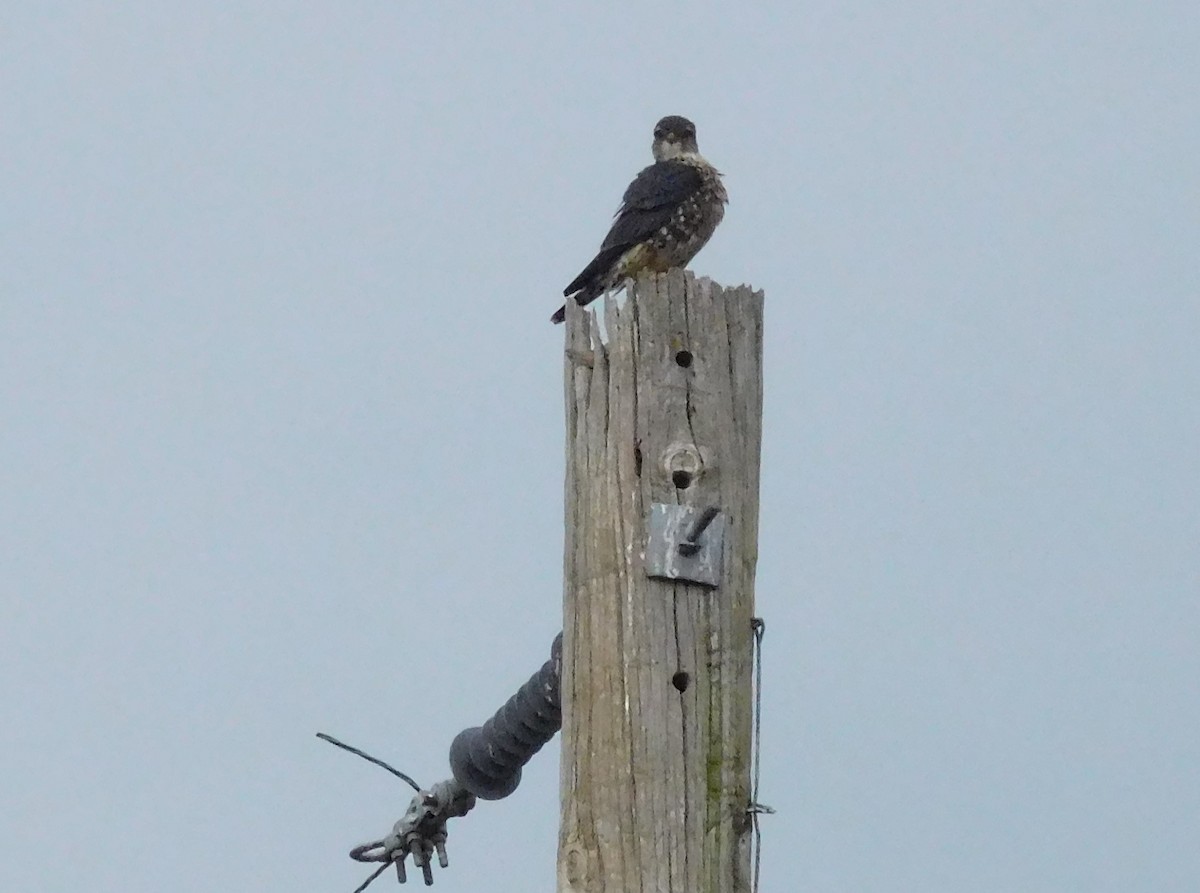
xmin=551 ymin=115 xmax=727 ymax=323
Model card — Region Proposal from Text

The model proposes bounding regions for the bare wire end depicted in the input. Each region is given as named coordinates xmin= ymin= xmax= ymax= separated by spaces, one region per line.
xmin=316 ymin=732 xmax=422 ymax=792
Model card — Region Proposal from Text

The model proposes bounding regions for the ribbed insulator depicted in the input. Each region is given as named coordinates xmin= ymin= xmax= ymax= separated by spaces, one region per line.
xmin=448 ymin=633 xmax=562 ymax=800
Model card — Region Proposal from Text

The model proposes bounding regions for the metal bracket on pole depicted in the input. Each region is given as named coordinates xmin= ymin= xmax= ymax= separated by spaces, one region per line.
xmin=645 ymin=503 xmax=725 ymax=588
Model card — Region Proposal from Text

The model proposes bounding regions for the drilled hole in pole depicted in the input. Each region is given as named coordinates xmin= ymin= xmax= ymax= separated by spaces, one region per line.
xmin=671 ymin=672 xmax=691 ymax=692
xmin=672 ymin=470 xmax=693 ymax=489
xmin=675 ymin=350 xmax=693 ymax=368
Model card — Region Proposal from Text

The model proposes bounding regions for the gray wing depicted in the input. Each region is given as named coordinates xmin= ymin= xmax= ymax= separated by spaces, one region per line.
xmin=563 ymin=160 xmax=702 ymax=297
xmin=601 ymin=160 xmax=703 ymax=252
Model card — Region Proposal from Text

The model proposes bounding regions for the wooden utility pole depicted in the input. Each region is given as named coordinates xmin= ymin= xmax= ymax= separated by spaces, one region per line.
xmin=559 ymin=270 xmax=764 ymax=893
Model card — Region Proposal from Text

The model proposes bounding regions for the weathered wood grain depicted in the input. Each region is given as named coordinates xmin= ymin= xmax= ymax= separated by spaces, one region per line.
xmin=560 ymin=271 xmax=765 ymax=893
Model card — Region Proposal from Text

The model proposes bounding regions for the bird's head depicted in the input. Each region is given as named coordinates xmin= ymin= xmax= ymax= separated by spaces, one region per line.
xmin=652 ymin=115 xmax=699 ymax=161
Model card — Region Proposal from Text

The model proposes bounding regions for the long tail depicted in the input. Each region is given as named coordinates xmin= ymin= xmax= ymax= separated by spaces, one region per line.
xmin=552 ymin=276 xmax=611 ymax=323
xmin=552 ymin=246 xmax=625 ymax=323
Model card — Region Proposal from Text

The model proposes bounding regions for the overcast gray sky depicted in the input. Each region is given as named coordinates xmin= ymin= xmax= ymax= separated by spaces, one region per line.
xmin=3 ymin=3 xmax=1198 ymax=891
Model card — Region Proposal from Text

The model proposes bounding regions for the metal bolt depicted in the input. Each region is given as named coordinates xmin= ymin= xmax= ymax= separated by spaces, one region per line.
xmin=678 ymin=506 xmax=720 ymax=556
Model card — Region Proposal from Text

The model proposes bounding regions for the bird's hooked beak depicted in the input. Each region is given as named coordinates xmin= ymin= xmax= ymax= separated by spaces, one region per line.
xmin=652 ymin=133 xmax=700 ymax=162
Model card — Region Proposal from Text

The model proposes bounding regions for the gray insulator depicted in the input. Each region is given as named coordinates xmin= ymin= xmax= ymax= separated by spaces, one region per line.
xmin=449 ymin=633 xmax=562 ymax=800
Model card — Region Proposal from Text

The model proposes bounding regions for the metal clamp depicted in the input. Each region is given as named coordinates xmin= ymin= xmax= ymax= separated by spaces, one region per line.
xmin=348 ymin=779 xmax=476 ymax=889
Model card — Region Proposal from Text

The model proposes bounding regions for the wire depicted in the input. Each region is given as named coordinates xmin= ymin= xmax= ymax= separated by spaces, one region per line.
xmin=749 ymin=617 xmax=770 ymax=893
xmin=316 ymin=732 xmax=422 ymax=792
